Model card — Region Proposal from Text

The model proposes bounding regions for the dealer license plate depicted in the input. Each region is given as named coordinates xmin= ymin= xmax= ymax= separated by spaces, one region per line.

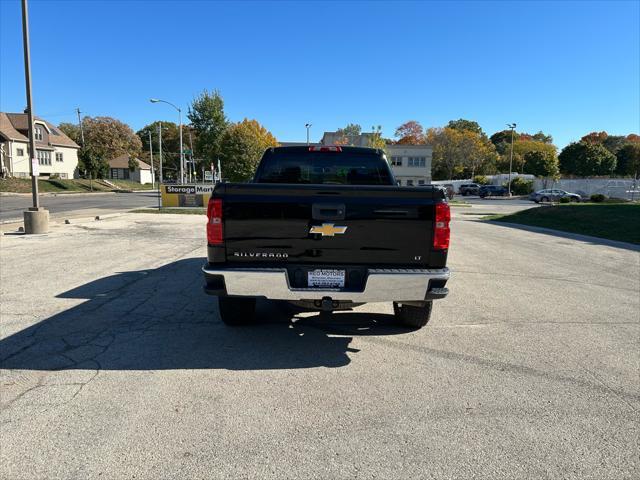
xmin=307 ymin=269 xmax=345 ymax=288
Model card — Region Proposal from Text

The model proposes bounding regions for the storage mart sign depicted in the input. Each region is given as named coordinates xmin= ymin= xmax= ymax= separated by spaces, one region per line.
xmin=161 ymin=184 xmax=216 ymax=207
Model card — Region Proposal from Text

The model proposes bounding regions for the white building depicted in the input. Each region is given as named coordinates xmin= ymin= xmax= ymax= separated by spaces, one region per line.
xmin=108 ymin=154 xmax=153 ymax=184
xmin=319 ymin=131 xmax=432 ymax=186
xmin=386 ymin=145 xmax=432 ymax=186
xmin=0 ymin=112 xmax=80 ymax=179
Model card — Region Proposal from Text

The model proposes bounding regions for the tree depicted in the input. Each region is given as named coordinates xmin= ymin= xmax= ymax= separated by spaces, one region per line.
xmin=427 ymin=127 xmax=497 ymax=180
xmin=218 ymin=119 xmax=278 ymax=182
xmin=188 ymin=89 xmax=227 ymax=164
xmin=368 ymin=125 xmax=386 ymax=150
xmin=581 ymin=131 xmax=608 ymax=145
xmin=559 ymin=142 xmax=617 ymax=176
xmin=446 ymin=119 xmax=484 ymax=136
xmin=504 ymin=140 xmax=558 ymax=174
xmin=58 ymin=122 xmax=82 ymax=145
xmin=136 ymin=121 xmax=182 ymax=174
xmin=394 ymin=120 xmax=425 ymax=144
xmin=615 ymin=143 xmax=640 ymax=177
xmin=531 ymin=131 xmax=553 ymax=144
xmin=334 ymin=123 xmax=363 ymax=145
xmin=523 ymin=150 xmax=559 ymax=178
xmin=63 ymin=116 xmax=141 ymax=178
xmin=627 ymin=134 xmax=640 ymax=143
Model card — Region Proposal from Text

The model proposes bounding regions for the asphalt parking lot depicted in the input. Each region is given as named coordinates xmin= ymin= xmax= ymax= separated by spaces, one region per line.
xmin=1 ymin=210 xmax=638 ymax=479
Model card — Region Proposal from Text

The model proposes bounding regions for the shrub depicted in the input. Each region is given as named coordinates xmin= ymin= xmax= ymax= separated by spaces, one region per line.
xmin=559 ymin=196 xmax=571 ymax=203
xmin=473 ymin=175 xmax=489 ymax=185
xmin=590 ymin=193 xmax=606 ymax=203
xmin=506 ymin=177 xmax=534 ymax=195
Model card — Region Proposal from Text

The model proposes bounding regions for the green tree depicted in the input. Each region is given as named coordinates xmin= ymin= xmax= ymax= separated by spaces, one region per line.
xmin=427 ymin=127 xmax=497 ymax=180
xmin=334 ymin=123 xmax=363 ymax=145
xmin=58 ymin=122 xmax=81 ymax=145
xmin=559 ymin=142 xmax=617 ymax=176
xmin=64 ymin=117 xmax=141 ymax=178
xmin=368 ymin=125 xmax=386 ymax=150
xmin=615 ymin=143 xmax=640 ymax=177
xmin=446 ymin=119 xmax=484 ymax=136
xmin=218 ymin=119 xmax=278 ymax=182
xmin=395 ymin=120 xmax=425 ymax=144
xmin=531 ymin=131 xmax=553 ymax=144
xmin=188 ymin=89 xmax=227 ymax=164
xmin=135 ymin=121 xmax=183 ymax=174
xmin=523 ymin=149 xmax=559 ymax=178
xmin=602 ymin=135 xmax=629 ymax=155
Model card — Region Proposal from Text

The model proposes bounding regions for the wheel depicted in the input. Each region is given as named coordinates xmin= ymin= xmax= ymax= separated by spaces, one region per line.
xmin=462 ymin=191 xmax=468 ymax=196
xmin=541 ymin=196 xmax=549 ymax=203
xmin=393 ymin=301 xmax=433 ymax=329
xmin=218 ymin=296 xmax=256 ymax=325
xmin=570 ymin=197 xmax=578 ymax=202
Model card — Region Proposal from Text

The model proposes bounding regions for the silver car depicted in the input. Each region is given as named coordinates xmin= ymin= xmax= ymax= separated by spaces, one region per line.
xmin=530 ymin=189 xmax=581 ymax=203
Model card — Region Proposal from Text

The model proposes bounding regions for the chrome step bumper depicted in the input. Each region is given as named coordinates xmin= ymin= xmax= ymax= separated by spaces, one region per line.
xmin=202 ymin=265 xmax=450 ymax=303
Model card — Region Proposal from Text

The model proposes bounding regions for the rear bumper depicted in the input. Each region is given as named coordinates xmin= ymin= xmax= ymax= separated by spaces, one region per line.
xmin=202 ymin=264 xmax=450 ymax=303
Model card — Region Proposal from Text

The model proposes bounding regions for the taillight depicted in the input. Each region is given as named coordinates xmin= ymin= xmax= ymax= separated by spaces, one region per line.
xmin=308 ymin=146 xmax=342 ymax=152
xmin=433 ymin=202 xmax=450 ymax=250
xmin=207 ymin=198 xmax=223 ymax=245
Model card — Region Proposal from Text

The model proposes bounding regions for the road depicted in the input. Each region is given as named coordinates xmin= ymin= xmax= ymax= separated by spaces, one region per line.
xmin=1 ymin=211 xmax=638 ymax=479
xmin=0 ymin=191 xmax=158 ymax=223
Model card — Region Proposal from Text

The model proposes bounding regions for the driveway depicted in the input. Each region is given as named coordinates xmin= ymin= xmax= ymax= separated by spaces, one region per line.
xmin=1 ymin=212 xmax=638 ymax=479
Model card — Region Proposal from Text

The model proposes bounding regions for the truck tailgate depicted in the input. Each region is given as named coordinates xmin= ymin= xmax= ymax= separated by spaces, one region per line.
xmin=219 ymin=183 xmax=446 ymax=267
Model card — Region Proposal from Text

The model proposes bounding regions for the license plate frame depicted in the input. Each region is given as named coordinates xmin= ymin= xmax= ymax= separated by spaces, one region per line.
xmin=307 ymin=269 xmax=346 ymax=288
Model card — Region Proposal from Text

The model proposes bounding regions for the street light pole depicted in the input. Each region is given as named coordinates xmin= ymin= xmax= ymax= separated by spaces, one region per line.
xmin=305 ymin=123 xmax=312 ymax=145
xmin=157 ymin=123 xmax=163 ymax=183
xmin=21 ymin=0 xmax=48 ymax=233
xmin=507 ymin=123 xmax=517 ymax=196
xmin=150 ymin=98 xmax=184 ymax=184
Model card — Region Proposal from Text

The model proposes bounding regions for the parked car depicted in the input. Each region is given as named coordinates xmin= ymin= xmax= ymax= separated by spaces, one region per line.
xmin=478 ymin=185 xmax=508 ymax=198
xmin=529 ymin=189 xmax=581 ymax=203
xmin=459 ymin=183 xmax=481 ymax=196
xmin=203 ymin=146 xmax=451 ymax=329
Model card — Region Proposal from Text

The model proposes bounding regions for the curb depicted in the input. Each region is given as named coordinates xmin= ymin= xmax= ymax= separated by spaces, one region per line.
xmin=488 ymin=220 xmax=640 ymax=251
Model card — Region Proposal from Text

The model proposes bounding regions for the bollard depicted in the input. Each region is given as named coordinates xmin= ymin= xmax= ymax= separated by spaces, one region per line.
xmin=23 ymin=207 xmax=49 ymax=234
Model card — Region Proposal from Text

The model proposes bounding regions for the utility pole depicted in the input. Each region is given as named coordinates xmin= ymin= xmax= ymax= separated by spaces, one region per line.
xmin=76 ymin=107 xmax=92 ymax=191
xmin=147 ymin=130 xmax=155 ymax=189
xmin=157 ymin=123 xmax=164 ymax=182
xmin=21 ymin=0 xmax=48 ymax=233
xmin=507 ymin=123 xmax=517 ymax=197
xmin=188 ymin=129 xmax=195 ymax=182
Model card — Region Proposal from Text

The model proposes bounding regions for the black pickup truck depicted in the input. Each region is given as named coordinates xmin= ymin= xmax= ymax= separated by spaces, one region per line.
xmin=203 ymin=145 xmax=450 ymax=329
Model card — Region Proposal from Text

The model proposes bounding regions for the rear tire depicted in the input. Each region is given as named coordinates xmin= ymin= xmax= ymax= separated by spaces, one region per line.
xmin=393 ymin=301 xmax=433 ymax=329
xmin=541 ymin=196 xmax=550 ymax=203
xmin=218 ymin=297 xmax=256 ymax=325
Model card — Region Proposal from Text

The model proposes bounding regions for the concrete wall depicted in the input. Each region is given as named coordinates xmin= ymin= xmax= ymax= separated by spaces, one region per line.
xmin=387 ymin=145 xmax=432 ymax=186
xmin=532 ymin=178 xmax=639 ymax=200
xmin=1 ymin=140 xmax=78 ymax=179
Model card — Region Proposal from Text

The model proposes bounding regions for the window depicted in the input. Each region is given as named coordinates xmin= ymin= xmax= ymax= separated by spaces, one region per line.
xmin=34 ymin=126 xmax=43 ymax=141
xmin=390 ymin=156 xmax=402 ymax=166
xmin=56 ymin=152 xmax=64 ymax=162
xmin=407 ymin=156 xmax=426 ymax=167
xmin=418 ymin=179 xmax=425 ymax=185
xmin=17 ymin=148 xmax=24 ymax=156
xmin=37 ymin=149 xmax=51 ymax=165
xmin=406 ymin=179 xmax=414 ymax=186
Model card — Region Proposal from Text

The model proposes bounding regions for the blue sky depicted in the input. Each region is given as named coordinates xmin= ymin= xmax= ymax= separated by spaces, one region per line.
xmin=1 ymin=0 xmax=638 ymax=147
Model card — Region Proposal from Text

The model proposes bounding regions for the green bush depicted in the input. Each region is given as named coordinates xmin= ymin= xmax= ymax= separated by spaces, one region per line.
xmin=473 ymin=175 xmax=489 ymax=185
xmin=506 ymin=177 xmax=534 ymax=195
xmin=49 ymin=173 xmax=61 ymax=180
xmin=559 ymin=196 xmax=571 ymax=203
xmin=590 ymin=193 xmax=606 ymax=203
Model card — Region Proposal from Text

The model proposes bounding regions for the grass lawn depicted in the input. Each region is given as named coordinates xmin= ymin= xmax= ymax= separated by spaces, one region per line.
xmin=108 ymin=180 xmax=156 ymax=190
xmin=487 ymin=203 xmax=640 ymax=244
xmin=131 ymin=208 xmax=206 ymax=215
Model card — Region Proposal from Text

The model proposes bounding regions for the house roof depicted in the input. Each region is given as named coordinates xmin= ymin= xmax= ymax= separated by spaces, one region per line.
xmin=108 ymin=154 xmax=151 ymax=170
xmin=0 ymin=112 xmax=80 ymax=149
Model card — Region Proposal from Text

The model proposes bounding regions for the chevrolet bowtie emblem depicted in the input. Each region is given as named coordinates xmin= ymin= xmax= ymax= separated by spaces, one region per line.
xmin=310 ymin=223 xmax=348 ymax=237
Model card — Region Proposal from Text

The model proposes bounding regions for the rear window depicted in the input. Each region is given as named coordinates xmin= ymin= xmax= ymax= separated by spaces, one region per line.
xmin=255 ymin=149 xmax=394 ymax=185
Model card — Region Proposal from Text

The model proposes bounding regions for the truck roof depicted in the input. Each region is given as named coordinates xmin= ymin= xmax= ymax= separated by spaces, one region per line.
xmin=267 ymin=145 xmax=383 ymax=155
